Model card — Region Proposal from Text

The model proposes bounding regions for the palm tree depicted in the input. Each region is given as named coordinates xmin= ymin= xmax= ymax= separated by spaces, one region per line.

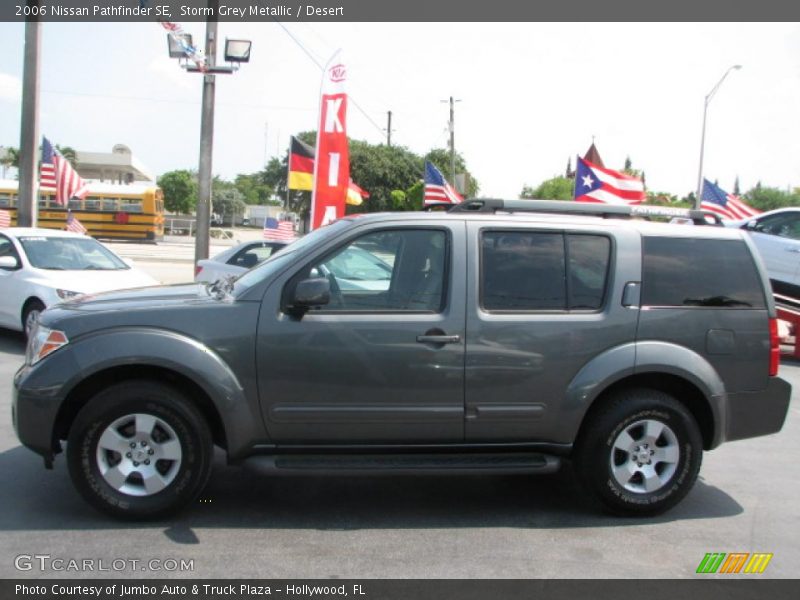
xmin=55 ymin=145 xmax=78 ymax=168
xmin=0 ymin=147 xmax=19 ymax=179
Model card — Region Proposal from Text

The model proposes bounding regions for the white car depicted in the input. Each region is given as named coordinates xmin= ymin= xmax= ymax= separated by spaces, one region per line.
xmin=194 ymin=240 xmax=290 ymax=284
xmin=728 ymin=208 xmax=800 ymax=298
xmin=0 ymin=228 xmax=158 ymax=337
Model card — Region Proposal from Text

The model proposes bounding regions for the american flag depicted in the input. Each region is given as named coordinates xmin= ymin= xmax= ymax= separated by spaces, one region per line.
xmin=423 ymin=161 xmax=463 ymax=206
xmin=263 ymin=218 xmax=296 ymax=241
xmin=66 ymin=211 xmax=87 ymax=234
xmin=700 ymin=179 xmax=760 ymax=221
xmin=0 ymin=209 xmax=10 ymax=228
xmin=574 ymin=157 xmax=645 ymax=205
xmin=41 ymin=137 xmax=89 ymax=206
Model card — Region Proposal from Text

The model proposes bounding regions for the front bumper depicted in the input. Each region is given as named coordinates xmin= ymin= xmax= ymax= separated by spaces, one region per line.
xmin=725 ymin=376 xmax=792 ymax=443
xmin=12 ymin=352 xmax=78 ymax=466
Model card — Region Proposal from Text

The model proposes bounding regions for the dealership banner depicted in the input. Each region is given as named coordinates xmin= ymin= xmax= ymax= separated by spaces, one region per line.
xmin=310 ymin=50 xmax=349 ymax=231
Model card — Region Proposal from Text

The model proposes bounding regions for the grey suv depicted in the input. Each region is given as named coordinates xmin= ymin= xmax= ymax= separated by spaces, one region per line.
xmin=13 ymin=200 xmax=791 ymax=519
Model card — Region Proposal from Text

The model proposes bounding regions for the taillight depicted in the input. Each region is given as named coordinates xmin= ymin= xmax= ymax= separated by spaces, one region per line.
xmin=195 ymin=265 xmax=203 ymax=277
xmin=769 ymin=317 xmax=780 ymax=376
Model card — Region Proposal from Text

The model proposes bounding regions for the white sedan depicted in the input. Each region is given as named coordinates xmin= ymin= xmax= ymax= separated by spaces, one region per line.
xmin=194 ymin=240 xmax=290 ymax=283
xmin=0 ymin=228 xmax=158 ymax=337
xmin=727 ymin=208 xmax=800 ymax=298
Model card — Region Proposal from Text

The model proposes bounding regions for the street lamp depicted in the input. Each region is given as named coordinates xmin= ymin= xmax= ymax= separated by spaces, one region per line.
xmin=695 ymin=65 xmax=742 ymax=208
xmin=166 ymin=2 xmax=252 ymax=266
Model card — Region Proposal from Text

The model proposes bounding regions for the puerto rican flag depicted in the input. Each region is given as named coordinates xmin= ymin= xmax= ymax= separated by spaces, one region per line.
xmin=700 ymin=179 xmax=760 ymax=221
xmin=574 ymin=157 xmax=645 ymax=205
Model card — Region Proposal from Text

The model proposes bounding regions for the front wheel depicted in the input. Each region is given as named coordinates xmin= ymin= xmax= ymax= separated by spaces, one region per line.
xmin=67 ymin=380 xmax=213 ymax=519
xmin=574 ymin=389 xmax=703 ymax=516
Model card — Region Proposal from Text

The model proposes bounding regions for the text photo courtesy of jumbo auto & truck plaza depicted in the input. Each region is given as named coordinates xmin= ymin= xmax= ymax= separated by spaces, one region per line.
xmin=1 ymin=1 xmax=800 ymax=599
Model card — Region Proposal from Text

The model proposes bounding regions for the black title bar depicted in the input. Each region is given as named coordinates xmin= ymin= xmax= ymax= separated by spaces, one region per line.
xmin=2 ymin=0 xmax=800 ymax=22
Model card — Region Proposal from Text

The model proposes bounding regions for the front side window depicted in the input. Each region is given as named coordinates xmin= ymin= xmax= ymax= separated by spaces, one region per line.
xmin=481 ymin=231 xmax=610 ymax=311
xmin=300 ymin=229 xmax=447 ymax=312
xmin=229 ymin=243 xmax=282 ymax=269
xmin=753 ymin=213 xmax=800 ymax=240
xmin=642 ymin=237 xmax=766 ymax=308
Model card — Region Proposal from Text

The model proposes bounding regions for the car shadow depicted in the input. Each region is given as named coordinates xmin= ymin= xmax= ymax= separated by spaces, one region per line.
xmin=0 ymin=445 xmax=743 ymax=539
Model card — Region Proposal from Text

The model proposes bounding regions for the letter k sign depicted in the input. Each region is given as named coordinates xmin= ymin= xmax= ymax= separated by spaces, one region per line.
xmin=324 ymin=98 xmax=344 ymax=133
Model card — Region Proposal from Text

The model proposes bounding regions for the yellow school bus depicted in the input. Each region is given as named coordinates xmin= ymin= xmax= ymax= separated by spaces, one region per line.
xmin=0 ymin=180 xmax=165 ymax=241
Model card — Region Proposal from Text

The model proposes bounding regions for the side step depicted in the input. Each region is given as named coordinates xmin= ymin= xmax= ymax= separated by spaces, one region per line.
xmin=243 ymin=453 xmax=561 ymax=476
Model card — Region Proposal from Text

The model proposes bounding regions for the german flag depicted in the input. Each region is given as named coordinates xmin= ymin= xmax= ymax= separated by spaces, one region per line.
xmin=288 ymin=136 xmax=315 ymax=191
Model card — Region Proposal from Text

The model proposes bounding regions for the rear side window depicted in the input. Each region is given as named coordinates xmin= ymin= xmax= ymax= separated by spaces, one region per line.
xmin=481 ymin=231 xmax=611 ymax=311
xmin=642 ymin=237 xmax=766 ymax=308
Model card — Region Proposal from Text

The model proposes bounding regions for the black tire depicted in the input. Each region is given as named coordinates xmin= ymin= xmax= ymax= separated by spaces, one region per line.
xmin=67 ymin=380 xmax=213 ymax=519
xmin=22 ymin=299 xmax=45 ymax=340
xmin=574 ymin=388 xmax=703 ymax=516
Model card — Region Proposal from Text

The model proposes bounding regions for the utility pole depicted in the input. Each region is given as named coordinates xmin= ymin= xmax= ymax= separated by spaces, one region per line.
xmin=17 ymin=13 xmax=42 ymax=228
xmin=448 ymin=96 xmax=455 ymax=184
xmin=441 ymin=96 xmax=461 ymax=185
xmin=385 ymin=110 xmax=393 ymax=146
xmin=195 ymin=2 xmax=218 ymax=265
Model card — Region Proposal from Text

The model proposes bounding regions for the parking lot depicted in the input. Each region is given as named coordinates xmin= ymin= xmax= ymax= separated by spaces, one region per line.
xmin=1 ymin=298 xmax=798 ymax=578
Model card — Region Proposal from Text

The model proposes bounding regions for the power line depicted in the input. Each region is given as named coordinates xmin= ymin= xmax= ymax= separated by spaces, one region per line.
xmin=272 ymin=19 xmax=387 ymax=139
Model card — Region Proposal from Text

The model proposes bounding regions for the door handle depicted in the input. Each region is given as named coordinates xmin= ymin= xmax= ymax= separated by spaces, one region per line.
xmin=416 ymin=334 xmax=461 ymax=344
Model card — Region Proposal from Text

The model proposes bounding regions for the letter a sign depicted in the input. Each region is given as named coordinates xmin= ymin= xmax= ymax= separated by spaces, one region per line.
xmin=311 ymin=51 xmax=349 ymax=230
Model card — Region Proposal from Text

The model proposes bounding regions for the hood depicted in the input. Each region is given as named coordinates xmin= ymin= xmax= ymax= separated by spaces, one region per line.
xmin=31 ymin=267 xmax=158 ymax=294
xmin=59 ymin=283 xmax=217 ymax=313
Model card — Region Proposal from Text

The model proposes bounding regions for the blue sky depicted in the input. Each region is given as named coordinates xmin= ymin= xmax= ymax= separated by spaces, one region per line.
xmin=1 ymin=22 xmax=798 ymax=198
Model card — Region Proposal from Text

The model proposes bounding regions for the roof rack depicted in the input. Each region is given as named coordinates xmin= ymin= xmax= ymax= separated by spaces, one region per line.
xmin=447 ymin=199 xmax=722 ymax=225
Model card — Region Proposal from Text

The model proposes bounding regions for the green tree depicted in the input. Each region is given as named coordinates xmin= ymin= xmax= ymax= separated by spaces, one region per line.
xmin=0 ymin=147 xmax=18 ymax=177
xmin=235 ymin=172 xmax=276 ymax=205
xmin=158 ymin=170 xmax=197 ymax=214
xmin=520 ymin=176 xmax=574 ymax=200
xmin=55 ymin=145 xmax=78 ymax=168
xmin=423 ymin=148 xmax=480 ymax=198
xmin=744 ymin=185 xmax=800 ymax=211
xmin=212 ymin=187 xmax=247 ymax=225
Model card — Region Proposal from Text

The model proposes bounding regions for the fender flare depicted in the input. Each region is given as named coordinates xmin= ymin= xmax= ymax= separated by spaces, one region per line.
xmin=562 ymin=341 xmax=725 ymax=447
xmin=59 ymin=327 xmax=266 ymax=458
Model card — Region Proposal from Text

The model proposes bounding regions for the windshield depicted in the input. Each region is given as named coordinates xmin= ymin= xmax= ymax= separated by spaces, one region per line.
xmin=19 ymin=236 xmax=128 ymax=270
xmin=232 ymin=219 xmax=354 ymax=296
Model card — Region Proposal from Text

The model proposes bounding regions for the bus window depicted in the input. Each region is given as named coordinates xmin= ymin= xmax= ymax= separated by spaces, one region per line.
xmin=84 ymin=197 xmax=102 ymax=211
xmin=0 ymin=192 xmax=13 ymax=208
xmin=120 ymin=199 xmax=143 ymax=213
xmin=102 ymin=198 xmax=119 ymax=211
xmin=38 ymin=194 xmax=49 ymax=208
xmin=68 ymin=198 xmax=82 ymax=210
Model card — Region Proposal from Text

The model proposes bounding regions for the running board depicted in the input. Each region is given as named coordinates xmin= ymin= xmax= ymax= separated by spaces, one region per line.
xmin=243 ymin=453 xmax=561 ymax=476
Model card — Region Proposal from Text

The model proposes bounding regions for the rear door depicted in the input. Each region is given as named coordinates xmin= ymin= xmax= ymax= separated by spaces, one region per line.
xmin=256 ymin=220 xmax=467 ymax=444
xmin=463 ymin=222 xmax=639 ymax=442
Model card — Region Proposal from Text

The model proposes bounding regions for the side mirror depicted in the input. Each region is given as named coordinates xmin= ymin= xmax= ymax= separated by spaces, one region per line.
xmin=0 ymin=256 xmax=19 ymax=270
xmin=288 ymin=277 xmax=330 ymax=316
xmin=745 ymin=220 xmax=757 ymax=230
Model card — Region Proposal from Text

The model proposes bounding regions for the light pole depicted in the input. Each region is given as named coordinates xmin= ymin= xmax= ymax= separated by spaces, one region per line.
xmin=695 ymin=65 xmax=741 ymax=209
xmin=166 ymin=1 xmax=251 ymax=265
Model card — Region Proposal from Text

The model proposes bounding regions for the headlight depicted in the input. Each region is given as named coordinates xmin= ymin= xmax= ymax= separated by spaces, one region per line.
xmin=26 ymin=324 xmax=69 ymax=366
xmin=56 ymin=289 xmax=81 ymax=300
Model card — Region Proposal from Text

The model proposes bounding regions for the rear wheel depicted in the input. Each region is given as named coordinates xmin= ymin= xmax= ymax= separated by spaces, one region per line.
xmin=67 ymin=380 xmax=213 ymax=519
xmin=574 ymin=388 xmax=703 ymax=516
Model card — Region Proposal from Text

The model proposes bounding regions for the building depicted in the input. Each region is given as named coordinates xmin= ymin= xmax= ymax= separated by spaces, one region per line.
xmin=75 ymin=144 xmax=154 ymax=184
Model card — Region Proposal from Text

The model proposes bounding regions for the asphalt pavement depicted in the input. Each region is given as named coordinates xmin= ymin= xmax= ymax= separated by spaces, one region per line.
xmin=0 ymin=325 xmax=798 ymax=579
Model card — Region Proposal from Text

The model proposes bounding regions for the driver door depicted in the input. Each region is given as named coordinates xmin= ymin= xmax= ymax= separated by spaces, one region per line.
xmin=255 ymin=222 xmax=466 ymax=444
